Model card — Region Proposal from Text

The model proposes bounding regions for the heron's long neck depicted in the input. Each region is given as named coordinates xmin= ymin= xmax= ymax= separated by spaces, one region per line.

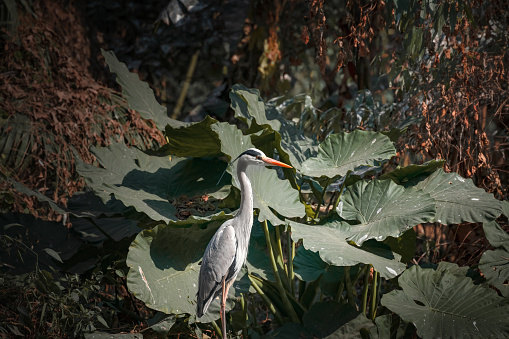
xmin=236 ymin=162 xmax=254 ymax=237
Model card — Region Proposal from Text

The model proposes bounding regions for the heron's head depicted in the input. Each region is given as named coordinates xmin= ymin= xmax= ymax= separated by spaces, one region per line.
xmin=237 ymin=148 xmax=292 ymax=168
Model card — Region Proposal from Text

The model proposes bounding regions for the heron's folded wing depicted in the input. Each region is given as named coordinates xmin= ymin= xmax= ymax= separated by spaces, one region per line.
xmin=197 ymin=223 xmax=236 ymax=317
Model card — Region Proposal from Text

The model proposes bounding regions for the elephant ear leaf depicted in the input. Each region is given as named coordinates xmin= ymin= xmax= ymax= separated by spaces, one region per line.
xmin=414 ymin=169 xmax=503 ymax=224
xmin=479 ymin=221 xmax=509 ymax=297
xmin=381 ymin=262 xmax=509 ymax=339
xmin=290 ymin=221 xmax=405 ymax=279
xmin=77 ymin=142 xmax=229 ymax=223
xmin=126 ymin=221 xmax=235 ymax=322
xmin=339 ymin=179 xmax=436 ymax=245
xmin=101 ymin=49 xmax=178 ymax=131
xmin=300 ymin=130 xmax=396 ymax=180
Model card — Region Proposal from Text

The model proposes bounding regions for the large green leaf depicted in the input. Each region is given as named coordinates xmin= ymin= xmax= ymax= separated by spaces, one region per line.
xmin=293 ymin=246 xmax=359 ymax=297
xmin=164 ymin=116 xmax=221 ymax=157
xmin=338 ymin=179 xmax=436 ymax=245
xmin=290 ymin=221 xmax=405 ymax=279
xmin=211 ymin=121 xmax=255 ymax=164
xmin=379 ymin=159 xmax=445 ymax=187
xmin=479 ymin=221 xmax=509 ymax=297
xmin=381 ymin=262 xmax=509 ymax=339
xmin=246 ymin=166 xmax=305 ymax=225
xmin=300 ymin=130 xmax=396 ymax=179
xmin=414 ymin=169 xmax=504 ymax=224
xmin=101 ymin=49 xmax=178 ymax=131
xmin=126 ymin=222 xmax=234 ymax=321
xmin=127 ymin=218 xmax=272 ymax=320
xmin=77 ymin=142 xmax=229 ymax=223
xmin=229 ymin=84 xmax=281 ymax=131
xmin=228 ymin=85 xmax=319 ymax=172
xmin=483 ymin=220 xmax=509 ymax=251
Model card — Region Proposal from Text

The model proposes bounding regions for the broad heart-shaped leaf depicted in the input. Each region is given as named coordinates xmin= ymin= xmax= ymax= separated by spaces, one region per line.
xmin=289 ymin=221 xmax=405 ymax=279
xmin=483 ymin=220 xmax=509 ymax=251
xmin=246 ymin=166 xmax=305 ymax=225
xmin=229 ymin=84 xmax=281 ymax=131
xmin=381 ymin=262 xmax=509 ymax=339
xmin=211 ymin=121 xmax=255 ymax=164
xmin=379 ymin=159 xmax=445 ymax=187
xmin=339 ymin=179 xmax=436 ymax=245
xmin=101 ymin=49 xmax=179 ymax=131
xmin=76 ymin=142 xmax=230 ymax=223
xmin=127 ymin=222 xmax=234 ymax=322
xmin=164 ymin=116 xmax=221 ymax=157
xmin=300 ymin=130 xmax=396 ymax=179
xmin=228 ymin=84 xmax=319 ymax=172
xmin=414 ymin=169 xmax=504 ymax=224
xmin=479 ymin=221 xmax=509 ymax=297
xmin=480 ymin=248 xmax=509 ymax=298
xmin=127 ymin=218 xmax=272 ymax=321
xmin=293 ymin=246 xmax=360 ymax=297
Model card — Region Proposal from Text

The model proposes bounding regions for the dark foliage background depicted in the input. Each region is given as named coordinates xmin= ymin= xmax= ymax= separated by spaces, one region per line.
xmin=0 ymin=0 xmax=508 ymax=337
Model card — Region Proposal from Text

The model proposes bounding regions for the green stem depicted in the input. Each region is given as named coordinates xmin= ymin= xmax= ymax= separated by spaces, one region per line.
xmin=270 ymin=231 xmax=291 ymax=291
xmin=249 ymin=275 xmax=284 ymax=324
xmin=344 ymin=266 xmax=356 ymax=308
xmin=212 ymin=320 xmax=223 ymax=339
xmin=353 ymin=264 xmax=368 ymax=285
xmin=361 ymin=264 xmax=371 ymax=315
xmin=369 ymin=270 xmax=379 ymax=320
xmin=287 ymin=227 xmax=295 ymax=296
xmin=240 ymin=293 xmax=248 ymax=338
xmin=261 ymin=220 xmax=299 ymax=322
xmin=335 ymin=275 xmax=345 ymax=302
xmin=275 ymin=225 xmax=288 ymax=276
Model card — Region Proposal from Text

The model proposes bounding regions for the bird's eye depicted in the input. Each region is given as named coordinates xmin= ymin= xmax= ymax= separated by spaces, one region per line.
xmin=256 ymin=156 xmax=261 ymax=159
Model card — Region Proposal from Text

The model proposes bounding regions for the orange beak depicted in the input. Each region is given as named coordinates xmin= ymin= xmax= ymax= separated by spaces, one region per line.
xmin=261 ymin=157 xmax=293 ymax=168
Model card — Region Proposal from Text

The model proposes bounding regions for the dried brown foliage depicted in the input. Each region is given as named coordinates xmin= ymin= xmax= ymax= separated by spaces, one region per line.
xmin=0 ymin=0 xmax=165 ymax=219
xmin=400 ymin=3 xmax=509 ymax=265
xmin=405 ymin=16 xmax=509 ymax=201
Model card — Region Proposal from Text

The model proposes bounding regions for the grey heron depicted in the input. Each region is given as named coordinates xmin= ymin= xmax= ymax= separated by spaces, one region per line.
xmin=196 ymin=148 xmax=292 ymax=337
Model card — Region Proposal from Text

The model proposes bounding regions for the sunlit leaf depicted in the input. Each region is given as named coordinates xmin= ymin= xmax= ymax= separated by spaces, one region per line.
xmin=480 ymin=221 xmax=509 ymax=297
xmin=290 ymin=221 xmax=405 ymax=279
xmin=293 ymin=246 xmax=359 ymax=297
xmin=126 ymin=222 xmax=234 ymax=321
xmin=246 ymin=166 xmax=305 ymax=225
xmin=77 ymin=142 xmax=229 ymax=223
xmin=229 ymin=84 xmax=281 ymax=131
xmin=414 ymin=169 xmax=504 ymax=224
xmin=164 ymin=116 xmax=221 ymax=157
xmin=101 ymin=49 xmax=177 ymax=131
xmin=300 ymin=130 xmax=396 ymax=180
xmin=381 ymin=263 xmax=509 ymax=339
xmin=339 ymin=179 xmax=436 ymax=245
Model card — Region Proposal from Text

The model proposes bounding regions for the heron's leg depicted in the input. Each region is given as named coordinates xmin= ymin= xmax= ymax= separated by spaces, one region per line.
xmin=221 ymin=276 xmax=227 ymax=338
